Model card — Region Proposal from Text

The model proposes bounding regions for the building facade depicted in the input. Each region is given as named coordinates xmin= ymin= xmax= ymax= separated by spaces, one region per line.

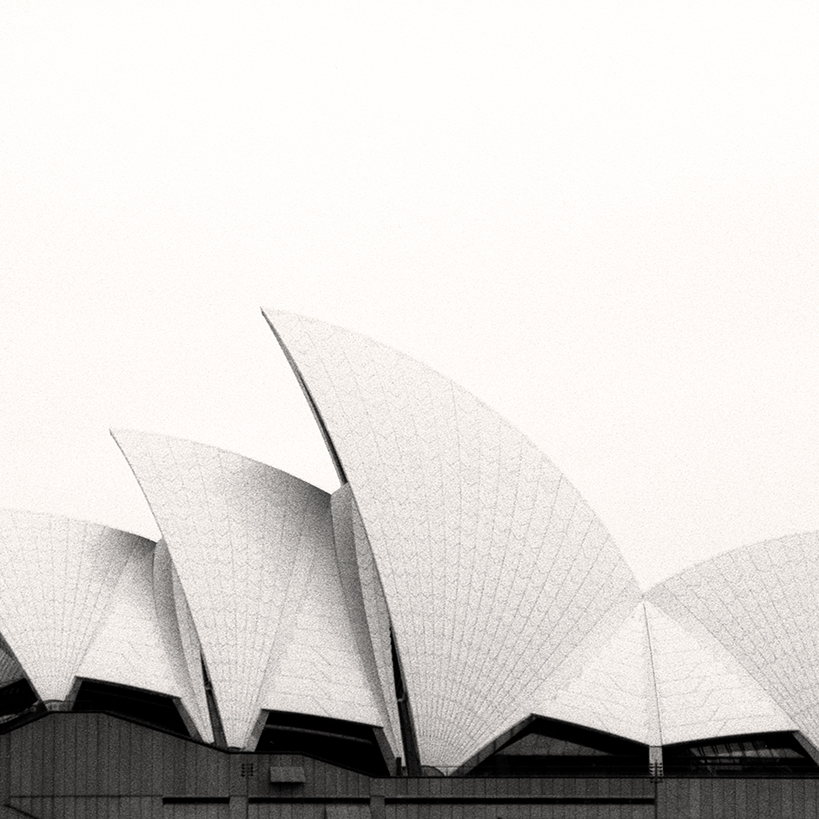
xmin=2 ymin=310 xmax=819 ymax=817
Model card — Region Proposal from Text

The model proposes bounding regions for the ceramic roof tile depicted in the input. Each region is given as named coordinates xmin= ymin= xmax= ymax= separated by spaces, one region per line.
xmin=114 ymin=430 xmax=391 ymax=750
xmin=647 ymin=532 xmax=819 ymax=746
xmin=0 ymin=510 xmax=144 ymax=702
xmin=264 ymin=310 xmax=642 ymax=767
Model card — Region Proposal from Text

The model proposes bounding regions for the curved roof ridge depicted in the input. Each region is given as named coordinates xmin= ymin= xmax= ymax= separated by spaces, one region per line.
xmin=643 ymin=529 xmax=819 ymax=594
xmin=0 ymin=506 xmax=150 ymax=544
xmin=110 ymin=428 xmax=324 ymax=493
xmin=262 ymin=308 xmax=616 ymax=510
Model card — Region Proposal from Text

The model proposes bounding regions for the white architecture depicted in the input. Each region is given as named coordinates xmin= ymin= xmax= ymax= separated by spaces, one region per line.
xmin=1 ymin=310 xmax=817 ymax=776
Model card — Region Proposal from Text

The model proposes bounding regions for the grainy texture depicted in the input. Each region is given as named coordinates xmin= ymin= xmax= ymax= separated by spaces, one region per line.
xmin=5 ymin=712 xmax=819 ymax=818
xmin=648 ymin=531 xmax=819 ymax=749
xmin=114 ymin=432 xmax=392 ymax=751
xmin=265 ymin=309 xmax=641 ymax=768
xmin=0 ymin=511 xmax=146 ymax=702
xmin=543 ymin=600 xmax=792 ymax=746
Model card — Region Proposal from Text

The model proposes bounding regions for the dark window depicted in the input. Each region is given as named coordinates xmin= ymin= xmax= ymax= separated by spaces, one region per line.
xmin=469 ymin=717 xmax=648 ymax=777
xmin=663 ymin=732 xmax=819 ymax=777
xmin=255 ymin=710 xmax=389 ymax=776
xmin=72 ymin=679 xmax=190 ymax=737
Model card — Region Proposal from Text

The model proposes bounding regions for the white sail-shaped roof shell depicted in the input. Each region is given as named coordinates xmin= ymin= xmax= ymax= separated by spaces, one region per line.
xmin=76 ymin=544 xmax=173 ymax=694
xmin=264 ymin=310 xmax=642 ymax=768
xmin=77 ymin=538 xmax=213 ymax=742
xmin=644 ymin=601 xmax=794 ymax=745
xmin=257 ymin=500 xmax=389 ymax=731
xmin=113 ymin=430 xmax=398 ymax=752
xmin=538 ymin=599 xmax=793 ymax=747
xmin=536 ymin=602 xmax=658 ymax=745
xmin=647 ymin=532 xmax=819 ymax=749
xmin=453 ymin=593 xmax=796 ymax=774
xmin=0 ymin=510 xmax=146 ymax=703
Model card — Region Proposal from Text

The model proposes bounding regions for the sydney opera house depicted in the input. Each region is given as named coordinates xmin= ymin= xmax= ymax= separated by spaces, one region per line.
xmin=2 ymin=310 xmax=819 ymax=818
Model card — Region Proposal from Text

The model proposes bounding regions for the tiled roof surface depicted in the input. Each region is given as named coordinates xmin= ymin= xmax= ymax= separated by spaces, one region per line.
xmin=0 ymin=510 xmax=143 ymax=702
xmin=114 ymin=430 xmax=392 ymax=749
xmin=265 ymin=310 xmax=642 ymax=767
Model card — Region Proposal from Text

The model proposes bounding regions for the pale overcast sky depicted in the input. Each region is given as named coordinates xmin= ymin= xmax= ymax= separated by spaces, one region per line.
xmin=2 ymin=1 xmax=818 ymax=589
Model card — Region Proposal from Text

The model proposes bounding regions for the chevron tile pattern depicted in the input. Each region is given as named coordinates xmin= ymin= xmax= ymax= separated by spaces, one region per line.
xmin=114 ymin=430 xmax=392 ymax=750
xmin=265 ymin=310 xmax=642 ymax=767
xmin=648 ymin=532 xmax=819 ymax=749
xmin=0 ymin=510 xmax=144 ymax=702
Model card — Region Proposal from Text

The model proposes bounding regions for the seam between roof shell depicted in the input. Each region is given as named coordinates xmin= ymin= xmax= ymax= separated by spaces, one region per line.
xmin=361 ymin=339 xmax=430 ymax=722
xmin=346 ymin=487 xmax=404 ymax=759
xmin=330 ymin=489 xmax=387 ymax=752
xmin=263 ymin=311 xmax=348 ymax=484
xmin=641 ymin=601 xmax=663 ymax=747
xmin=152 ymin=540 xmax=212 ymax=743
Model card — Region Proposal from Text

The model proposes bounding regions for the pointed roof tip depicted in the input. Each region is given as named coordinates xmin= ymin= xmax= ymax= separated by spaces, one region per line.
xmin=260 ymin=306 xmax=300 ymax=327
xmin=260 ymin=307 xmax=299 ymax=354
xmin=110 ymin=427 xmax=149 ymax=447
xmin=109 ymin=427 xmax=150 ymax=462
xmin=261 ymin=307 xmax=353 ymax=337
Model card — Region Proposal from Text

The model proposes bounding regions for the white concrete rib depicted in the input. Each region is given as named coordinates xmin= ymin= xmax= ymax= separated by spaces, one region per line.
xmin=113 ymin=430 xmax=393 ymax=751
xmin=264 ymin=310 xmax=642 ymax=768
